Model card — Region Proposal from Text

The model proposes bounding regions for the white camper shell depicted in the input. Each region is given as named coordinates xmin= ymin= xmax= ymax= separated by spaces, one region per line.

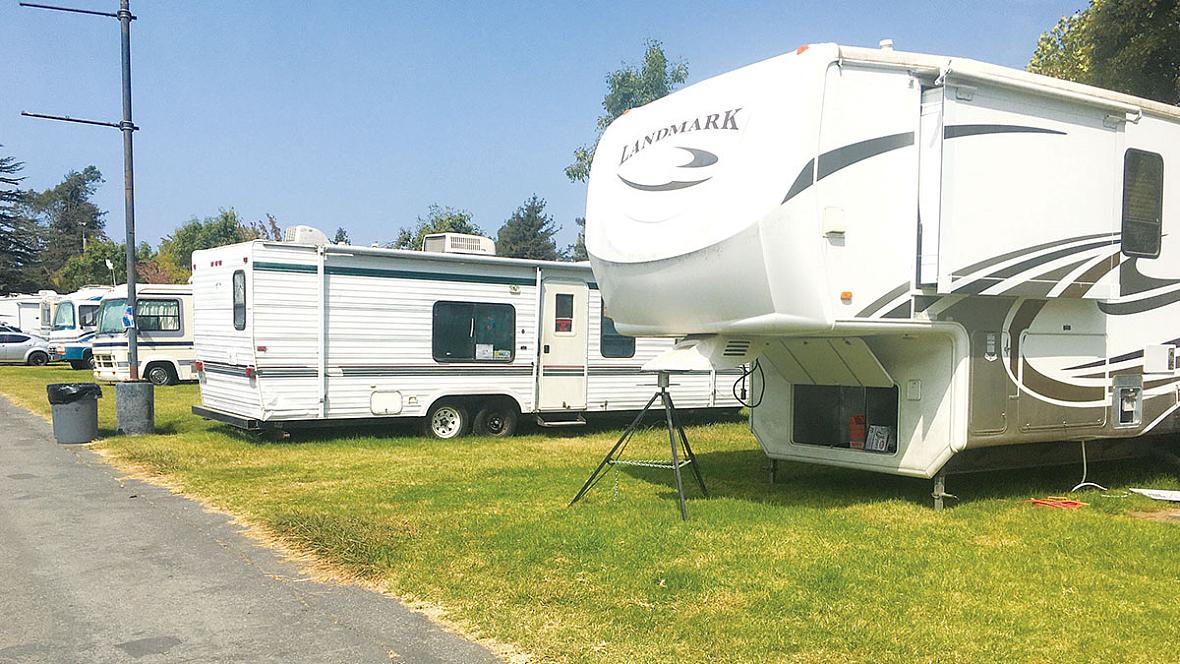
xmin=0 ymin=291 xmax=58 ymax=337
xmin=92 ymin=283 xmax=196 ymax=386
xmin=586 ymin=43 xmax=1180 ymax=494
xmin=190 ymin=236 xmax=742 ymax=436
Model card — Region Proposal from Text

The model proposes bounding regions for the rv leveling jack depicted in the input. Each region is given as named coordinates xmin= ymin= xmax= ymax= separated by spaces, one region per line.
xmin=569 ymin=371 xmax=707 ymax=521
xmin=932 ymin=471 xmax=957 ymax=511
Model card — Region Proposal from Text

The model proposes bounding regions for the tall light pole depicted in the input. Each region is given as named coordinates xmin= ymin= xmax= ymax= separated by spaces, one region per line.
xmin=23 ymin=0 xmax=154 ymax=434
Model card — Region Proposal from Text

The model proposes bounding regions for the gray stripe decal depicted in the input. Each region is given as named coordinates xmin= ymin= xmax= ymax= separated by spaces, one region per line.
xmin=680 ymin=147 xmax=718 ymax=168
xmin=997 ymin=256 xmax=1092 ymax=297
xmin=782 ymin=132 xmax=914 ymax=204
xmin=816 ymin=132 xmax=914 ymax=180
xmin=856 ymin=282 xmax=910 ymax=318
xmin=1098 ymin=288 xmax=1180 ymax=316
xmin=953 ymin=238 xmax=1120 ymax=295
xmin=617 ymin=174 xmax=711 ymax=192
xmin=950 ymin=232 xmax=1118 ymax=279
xmin=944 ymin=124 xmax=1066 ymax=139
xmin=1120 ymin=258 xmax=1180 ymax=296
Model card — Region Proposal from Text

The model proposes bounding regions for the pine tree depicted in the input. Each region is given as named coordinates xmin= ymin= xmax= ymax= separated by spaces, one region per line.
xmin=0 ymin=151 xmax=43 ymax=293
xmin=496 ymin=195 xmax=561 ymax=260
xmin=25 ymin=166 xmax=107 ymax=278
xmin=333 ymin=226 xmax=350 ymax=244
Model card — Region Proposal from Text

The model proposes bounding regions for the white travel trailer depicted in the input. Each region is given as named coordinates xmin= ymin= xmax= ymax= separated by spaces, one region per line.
xmin=92 ymin=283 xmax=196 ymax=385
xmin=49 ymin=285 xmax=110 ymax=369
xmin=586 ymin=43 xmax=1180 ymax=503
xmin=190 ymin=232 xmax=742 ymax=437
xmin=0 ymin=290 xmax=57 ymax=336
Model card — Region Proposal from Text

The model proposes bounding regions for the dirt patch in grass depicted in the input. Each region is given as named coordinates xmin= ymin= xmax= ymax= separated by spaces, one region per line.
xmin=1129 ymin=509 xmax=1180 ymax=523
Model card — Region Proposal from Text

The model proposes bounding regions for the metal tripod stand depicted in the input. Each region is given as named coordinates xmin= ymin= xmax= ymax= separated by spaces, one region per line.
xmin=569 ymin=371 xmax=707 ymax=520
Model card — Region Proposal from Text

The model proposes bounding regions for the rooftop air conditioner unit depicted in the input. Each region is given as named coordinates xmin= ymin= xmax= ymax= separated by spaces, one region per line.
xmin=422 ymin=233 xmax=496 ymax=256
xmin=283 ymin=225 xmax=330 ymax=245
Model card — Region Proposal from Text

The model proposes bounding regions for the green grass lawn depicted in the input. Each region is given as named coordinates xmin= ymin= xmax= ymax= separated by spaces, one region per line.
xmin=4 ymin=364 xmax=1180 ymax=662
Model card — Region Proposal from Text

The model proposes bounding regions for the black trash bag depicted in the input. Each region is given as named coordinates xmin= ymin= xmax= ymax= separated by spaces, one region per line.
xmin=46 ymin=383 xmax=103 ymax=405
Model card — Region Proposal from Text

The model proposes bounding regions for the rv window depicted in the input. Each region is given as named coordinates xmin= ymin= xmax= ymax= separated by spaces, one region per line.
xmin=138 ymin=299 xmax=181 ymax=332
xmin=600 ymin=306 xmax=635 ymax=358
xmin=554 ymin=293 xmax=574 ymax=333
xmin=53 ymin=302 xmax=75 ymax=330
xmin=432 ymin=301 xmax=515 ymax=362
xmin=232 ymin=270 xmax=246 ymax=330
xmin=1122 ymin=149 xmax=1164 ymax=258
xmin=97 ymin=298 xmax=126 ymax=334
xmin=79 ymin=305 xmax=99 ymax=328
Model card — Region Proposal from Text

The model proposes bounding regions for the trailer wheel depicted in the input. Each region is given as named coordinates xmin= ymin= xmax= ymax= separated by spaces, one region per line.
xmin=424 ymin=401 xmax=469 ymax=439
xmin=69 ymin=360 xmax=88 ymax=370
xmin=26 ymin=351 xmax=48 ymax=367
xmin=474 ymin=400 xmax=518 ymax=437
xmin=146 ymin=363 xmax=177 ymax=386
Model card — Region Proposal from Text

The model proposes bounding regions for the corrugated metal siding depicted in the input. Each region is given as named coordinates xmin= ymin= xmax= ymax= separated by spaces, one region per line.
xmin=192 ymin=243 xmax=262 ymax=418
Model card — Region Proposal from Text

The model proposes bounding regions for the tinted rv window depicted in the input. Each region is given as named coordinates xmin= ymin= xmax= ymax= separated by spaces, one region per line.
xmin=1122 ymin=149 xmax=1164 ymax=258
xmin=232 ymin=270 xmax=246 ymax=330
xmin=600 ymin=306 xmax=635 ymax=358
xmin=78 ymin=305 xmax=99 ymax=328
xmin=554 ymin=293 xmax=574 ymax=333
xmin=138 ymin=299 xmax=181 ymax=332
xmin=432 ymin=301 xmax=515 ymax=362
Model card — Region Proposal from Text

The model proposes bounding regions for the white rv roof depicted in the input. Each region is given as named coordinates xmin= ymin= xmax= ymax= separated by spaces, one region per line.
xmin=255 ymin=240 xmax=593 ymax=273
xmin=836 ymin=44 xmax=1180 ymax=121
xmin=102 ymin=283 xmax=193 ymax=299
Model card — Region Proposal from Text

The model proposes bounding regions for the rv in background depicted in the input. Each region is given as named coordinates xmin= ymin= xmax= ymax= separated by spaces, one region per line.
xmin=93 ymin=283 xmax=195 ymax=386
xmin=49 ymin=286 xmax=110 ymax=369
xmin=585 ymin=42 xmax=1180 ymax=501
xmin=190 ymin=226 xmax=743 ymax=437
xmin=0 ymin=291 xmax=58 ymax=336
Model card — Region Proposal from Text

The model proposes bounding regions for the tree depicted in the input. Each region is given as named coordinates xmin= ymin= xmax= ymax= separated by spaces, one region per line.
xmin=333 ymin=226 xmax=350 ymax=244
xmin=156 ymin=209 xmax=259 ymax=280
xmin=390 ymin=204 xmax=482 ymax=250
xmin=0 ymin=150 xmax=44 ymax=293
xmin=24 ymin=166 xmax=106 ymax=279
xmin=246 ymin=213 xmax=284 ymax=241
xmin=1029 ymin=0 xmax=1180 ymax=104
xmin=567 ymin=217 xmax=588 ymax=261
xmin=565 ymin=40 xmax=689 ymax=183
xmin=52 ymin=240 xmax=153 ymax=292
xmin=496 ymin=195 xmax=561 ymax=260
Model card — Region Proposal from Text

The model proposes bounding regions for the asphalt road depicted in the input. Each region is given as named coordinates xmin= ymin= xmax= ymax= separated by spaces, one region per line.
xmin=0 ymin=395 xmax=499 ymax=664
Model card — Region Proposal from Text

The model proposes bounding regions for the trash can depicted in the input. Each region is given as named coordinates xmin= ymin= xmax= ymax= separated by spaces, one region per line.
xmin=47 ymin=383 xmax=102 ymax=444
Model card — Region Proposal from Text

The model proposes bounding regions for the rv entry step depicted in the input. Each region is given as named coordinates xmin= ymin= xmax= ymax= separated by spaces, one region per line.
xmin=536 ymin=413 xmax=587 ymax=428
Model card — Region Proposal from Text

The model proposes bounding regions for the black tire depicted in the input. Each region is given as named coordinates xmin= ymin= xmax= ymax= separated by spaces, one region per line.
xmin=26 ymin=351 xmax=48 ymax=367
xmin=474 ymin=400 xmax=519 ymax=437
xmin=422 ymin=401 xmax=470 ymax=439
xmin=69 ymin=360 xmax=88 ymax=370
xmin=146 ymin=363 xmax=177 ymax=386
xmin=85 ymin=350 xmax=95 ymax=370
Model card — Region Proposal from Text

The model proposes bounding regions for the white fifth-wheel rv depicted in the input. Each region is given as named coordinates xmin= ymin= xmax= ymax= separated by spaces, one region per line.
xmin=93 ymin=283 xmax=196 ymax=386
xmin=0 ymin=291 xmax=57 ymax=336
xmin=190 ymin=227 xmax=742 ymax=437
xmin=585 ymin=42 xmax=1180 ymax=503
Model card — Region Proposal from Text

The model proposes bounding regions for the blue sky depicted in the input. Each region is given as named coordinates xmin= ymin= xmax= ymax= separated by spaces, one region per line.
xmin=1 ymin=1 xmax=1084 ymax=249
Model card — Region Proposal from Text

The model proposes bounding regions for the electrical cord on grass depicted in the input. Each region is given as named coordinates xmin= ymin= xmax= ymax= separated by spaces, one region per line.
xmin=733 ymin=360 xmax=765 ymax=409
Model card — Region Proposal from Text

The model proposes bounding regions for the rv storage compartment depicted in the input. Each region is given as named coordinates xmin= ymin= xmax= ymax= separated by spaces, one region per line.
xmin=792 ymin=385 xmax=898 ymax=452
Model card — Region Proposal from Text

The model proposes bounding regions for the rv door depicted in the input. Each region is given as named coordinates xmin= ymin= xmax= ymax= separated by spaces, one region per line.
xmin=538 ymin=280 xmax=588 ymax=410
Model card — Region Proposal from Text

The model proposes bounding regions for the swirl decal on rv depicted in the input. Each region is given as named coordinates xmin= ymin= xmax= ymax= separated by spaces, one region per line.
xmin=617 ymin=146 xmax=718 ymax=192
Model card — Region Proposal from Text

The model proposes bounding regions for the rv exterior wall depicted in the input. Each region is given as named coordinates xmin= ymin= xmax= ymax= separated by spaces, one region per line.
xmin=584 ymin=42 xmax=1180 ymax=477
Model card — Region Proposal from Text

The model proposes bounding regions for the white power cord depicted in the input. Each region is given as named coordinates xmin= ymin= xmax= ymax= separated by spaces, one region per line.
xmin=1071 ymin=440 xmax=1108 ymax=493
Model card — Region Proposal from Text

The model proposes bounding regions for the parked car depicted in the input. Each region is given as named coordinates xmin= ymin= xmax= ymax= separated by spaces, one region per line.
xmin=0 ymin=332 xmax=51 ymax=366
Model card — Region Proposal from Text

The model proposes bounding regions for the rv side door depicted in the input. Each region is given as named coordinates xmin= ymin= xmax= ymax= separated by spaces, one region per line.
xmin=538 ymin=280 xmax=588 ymax=410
